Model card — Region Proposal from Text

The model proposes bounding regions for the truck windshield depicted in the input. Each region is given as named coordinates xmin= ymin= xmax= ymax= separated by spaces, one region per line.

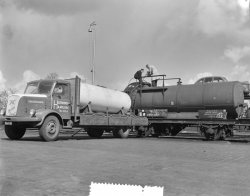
xmin=25 ymin=81 xmax=54 ymax=95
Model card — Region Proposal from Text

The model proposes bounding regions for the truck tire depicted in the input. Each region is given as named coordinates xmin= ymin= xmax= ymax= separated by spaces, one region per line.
xmin=112 ymin=127 xmax=130 ymax=138
xmin=39 ymin=115 xmax=61 ymax=141
xmin=5 ymin=125 xmax=26 ymax=140
xmin=87 ymin=128 xmax=104 ymax=138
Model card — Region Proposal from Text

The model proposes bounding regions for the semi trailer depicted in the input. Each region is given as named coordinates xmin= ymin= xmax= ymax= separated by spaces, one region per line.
xmin=0 ymin=76 xmax=148 ymax=141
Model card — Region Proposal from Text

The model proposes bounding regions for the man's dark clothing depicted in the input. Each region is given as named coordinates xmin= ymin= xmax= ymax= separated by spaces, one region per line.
xmin=134 ymin=70 xmax=143 ymax=84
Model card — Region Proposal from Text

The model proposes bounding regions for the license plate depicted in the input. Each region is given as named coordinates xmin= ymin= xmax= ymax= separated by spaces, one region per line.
xmin=5 ymin=122 xmax=12 ymax=125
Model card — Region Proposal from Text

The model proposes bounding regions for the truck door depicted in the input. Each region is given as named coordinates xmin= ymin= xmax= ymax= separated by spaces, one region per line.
xmin=52 ymin=83 xmax=72 ymax=119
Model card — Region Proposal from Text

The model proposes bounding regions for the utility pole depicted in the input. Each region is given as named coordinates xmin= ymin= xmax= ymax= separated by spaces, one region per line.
xmin=88 ymin=21 xmax=96 ymax=84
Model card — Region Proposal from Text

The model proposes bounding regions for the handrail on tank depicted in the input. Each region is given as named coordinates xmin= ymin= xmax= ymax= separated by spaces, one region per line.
xmin=142 ymin=74 xmax=182 ymax=87
xmin=162 ymin=77 xmax=182 ymax=85
xmin=142 ymin=74 xmax=166 ymax=79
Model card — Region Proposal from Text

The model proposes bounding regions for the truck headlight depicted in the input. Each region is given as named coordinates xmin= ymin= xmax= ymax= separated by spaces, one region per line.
xmin=0 ymin=108 xmax=6 ymax=116
xmin=30 ymin=109 xmax=36 ymax=117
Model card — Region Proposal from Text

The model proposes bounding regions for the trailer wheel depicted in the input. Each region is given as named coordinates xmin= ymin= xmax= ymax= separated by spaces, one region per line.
xmin=87 ymin=128 xmax=104 ymax=138
xmin=5 ymin=125 xmax=26 ymax=140
xmin=135 ymin=126 xmax=146 ymax=138
xmin=201 ymin=126 xmax=215 ymax=140
xmin=170 ymin=126 xmax=182 ymax=136
xmin=226 ymin=126 xmax=234 ymax=137
xmin=152 ymin=126 xmax=171 ymax=137
xmin=214 ymin=128 xmax=226 ymax=140
xmin=39 ymin=115 xmax=61 ymax=141
xmin=112 ymin=127 xmax=130 ymax=138
xmin=219 ymin=129 xmax=226 ymax=140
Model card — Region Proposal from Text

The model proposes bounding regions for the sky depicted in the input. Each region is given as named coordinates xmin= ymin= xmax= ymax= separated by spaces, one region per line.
xmin=0 ymin=0 xmax=250 ymax=92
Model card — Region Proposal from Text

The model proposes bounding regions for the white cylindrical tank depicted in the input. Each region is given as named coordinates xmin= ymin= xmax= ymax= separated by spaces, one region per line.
xmin=80 ymin=83 xmax=131 ymax=114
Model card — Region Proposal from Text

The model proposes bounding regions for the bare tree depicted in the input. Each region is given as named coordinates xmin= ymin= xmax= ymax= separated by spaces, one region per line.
xmin=0 ymin=88 xmax=17 ymax=109
xmin=45 ymin=72 xmax=59 ymax=80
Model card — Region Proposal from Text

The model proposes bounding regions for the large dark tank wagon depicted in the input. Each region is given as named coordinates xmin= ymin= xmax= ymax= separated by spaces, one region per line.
xmin=125 ymin=75 xmax=249 ymax=140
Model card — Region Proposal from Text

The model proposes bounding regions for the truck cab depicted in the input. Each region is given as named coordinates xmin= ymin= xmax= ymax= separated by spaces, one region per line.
xmin=1 ymin=78 xmax=75 ymax=141
xmin=7 ymin=79 xmax=72 ymax=120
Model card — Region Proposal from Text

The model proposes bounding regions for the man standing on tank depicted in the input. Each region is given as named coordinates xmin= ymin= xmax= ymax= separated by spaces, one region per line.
xmin=134 ymin=69 xmax=144 ymax=86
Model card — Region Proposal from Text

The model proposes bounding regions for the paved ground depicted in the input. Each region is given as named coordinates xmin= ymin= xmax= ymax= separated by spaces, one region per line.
xmin=1 ymin=129 xmax=250 ymax=196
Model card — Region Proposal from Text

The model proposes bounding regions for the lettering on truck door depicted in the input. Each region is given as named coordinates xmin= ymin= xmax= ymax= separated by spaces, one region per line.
xmin=52 ymin=83 xmax=71 ymax=119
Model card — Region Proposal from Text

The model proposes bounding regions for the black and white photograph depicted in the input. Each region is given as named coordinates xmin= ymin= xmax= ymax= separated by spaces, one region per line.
xmin=1 ymin=0 xmax=250 ymax=195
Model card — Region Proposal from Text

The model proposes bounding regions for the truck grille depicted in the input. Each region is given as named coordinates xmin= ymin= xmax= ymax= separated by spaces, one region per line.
xmin=6 ymin=95 xmax=21 ymax=116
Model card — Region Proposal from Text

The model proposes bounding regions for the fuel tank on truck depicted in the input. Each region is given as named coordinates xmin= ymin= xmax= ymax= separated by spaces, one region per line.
xmin=130 ymin=81 xmax=244 ymax=119
xmin=80 ymin=83 xmax=131 ymax=114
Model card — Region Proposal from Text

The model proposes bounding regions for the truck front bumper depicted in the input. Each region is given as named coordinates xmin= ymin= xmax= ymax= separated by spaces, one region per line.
xmin=0 ymin=116 xmax=42 ymax=127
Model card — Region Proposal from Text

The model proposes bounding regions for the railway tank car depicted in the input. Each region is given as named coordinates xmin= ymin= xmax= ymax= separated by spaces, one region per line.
xmin=124 ymin=75 xmax=246 ymax=140
xmin=126 ymin=81 xmax=244 ymax=119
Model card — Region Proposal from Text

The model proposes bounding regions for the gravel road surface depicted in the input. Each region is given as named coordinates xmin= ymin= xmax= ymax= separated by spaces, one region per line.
xmin=1 ymin=129 xmax=250 ymax=196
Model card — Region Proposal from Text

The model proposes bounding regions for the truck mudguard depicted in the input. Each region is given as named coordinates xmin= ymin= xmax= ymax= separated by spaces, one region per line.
xmin=35 ymin=109 xmax=63 ymax=127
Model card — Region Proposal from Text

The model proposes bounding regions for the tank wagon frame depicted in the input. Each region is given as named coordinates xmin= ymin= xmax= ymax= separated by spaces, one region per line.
xmin=125 ymin=75 xmax=250 ymax=140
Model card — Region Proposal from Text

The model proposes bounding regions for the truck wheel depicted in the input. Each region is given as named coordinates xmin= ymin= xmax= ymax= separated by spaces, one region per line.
xmin=112 ymin=127 xmax=130 ymax=138
xmin=87 ymin=128 xmax=104 ymax=138
xmin=39 ymin=115 xmax=61 ymax=141
xmin=5 ymin=125 xmax=26 ymax=140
